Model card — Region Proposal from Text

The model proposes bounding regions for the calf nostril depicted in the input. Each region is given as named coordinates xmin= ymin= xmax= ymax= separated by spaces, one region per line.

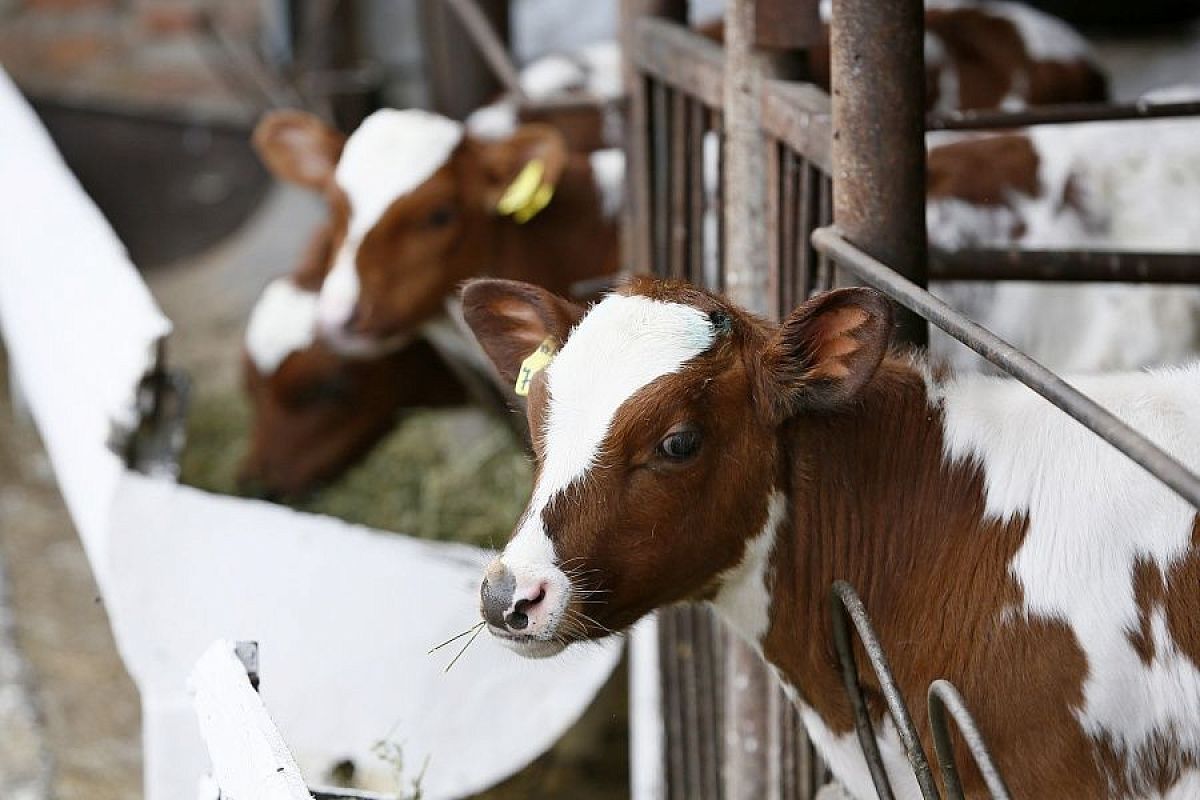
xmin=505 ymin=587 xmax=547 ymax=631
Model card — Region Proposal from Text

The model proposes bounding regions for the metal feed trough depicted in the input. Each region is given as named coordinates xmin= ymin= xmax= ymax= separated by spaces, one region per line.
xmin=621 ymin=1 xmax=1200 ymax=799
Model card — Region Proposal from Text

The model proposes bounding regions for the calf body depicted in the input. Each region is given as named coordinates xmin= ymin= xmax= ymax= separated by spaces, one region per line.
xmin=463 ymin=278 xmax=1200 ymax=798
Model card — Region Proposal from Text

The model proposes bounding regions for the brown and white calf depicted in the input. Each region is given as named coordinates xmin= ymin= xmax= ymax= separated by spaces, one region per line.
xmin=927 ymin=112 xmax=1200 ymax=373
xmin=253 ymin=108 xmax=622 ymax=359
xmin=463 ymin=277 xmax=1200 ymax=799
xmin=238 ymin=222 xmax=467 ymax=498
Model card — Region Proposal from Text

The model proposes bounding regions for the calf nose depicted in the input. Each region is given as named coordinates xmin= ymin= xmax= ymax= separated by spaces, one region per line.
xmin=481 ymin=561 xmax=516 ymax=628
xmin=480 ymin=561 xmax=549 ymax=632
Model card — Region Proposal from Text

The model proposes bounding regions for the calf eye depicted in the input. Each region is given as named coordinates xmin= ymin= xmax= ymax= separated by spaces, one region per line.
xmin=427 ymin=204 xmax=456 ymax=228
xmin=657 ymin=427 xmax=702 ymax=462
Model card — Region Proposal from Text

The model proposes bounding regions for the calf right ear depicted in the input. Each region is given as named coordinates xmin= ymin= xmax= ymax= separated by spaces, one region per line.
xmin=461 ymin=279 xmax=585 ymax=391
xmin=252 ymin=110 xmax=346 ymax=190
xmin=758 ymin=288 xmax=893 ymax=423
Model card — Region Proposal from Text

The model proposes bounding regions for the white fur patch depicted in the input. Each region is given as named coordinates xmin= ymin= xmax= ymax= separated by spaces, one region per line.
xmin=499 ymin=294 xmax=716 ymax=636
xmin=800 ymin=705 xmax=924 ymax=800
xmin=934 ymin=365 xmax=1200 ymax=779
xmin=466 ymin=100 xmax=518 ymax=140
xmin=588 ymin=148 xmax=624 ymax=219
xmin=924 ymin=0 xmax=1091 ymax=62
xmin=520 ymin=54 xmax=586 ymax=98
xmin=244 ymin=279 xmax=318 ymax=374
xmin=336 ymin=109 xmax=463 ymax=240
xmin=316 ymin=110 xmax=463 ymax=345
xmin=712 ymin=490 xmax=785 ymax=646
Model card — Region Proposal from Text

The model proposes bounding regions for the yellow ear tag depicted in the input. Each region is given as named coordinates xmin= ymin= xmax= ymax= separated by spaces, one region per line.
xmin=514 ymin=337 xmax=558 ymax=397
xmin=496 ymin=158 xmax=555 ymax=223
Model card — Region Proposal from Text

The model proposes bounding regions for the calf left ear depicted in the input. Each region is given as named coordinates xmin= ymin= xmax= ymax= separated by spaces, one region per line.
xmin=478 ymin=124 xmax=569 ymax=223
xmin=758 ymin=288 xmax=893 ymax=422
xmin=461 ymin=279 xmax=585 ymax=393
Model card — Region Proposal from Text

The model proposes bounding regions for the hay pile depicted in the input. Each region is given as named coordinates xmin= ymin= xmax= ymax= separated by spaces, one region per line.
xmin=180 ymin=390 xmax=531 ymax=548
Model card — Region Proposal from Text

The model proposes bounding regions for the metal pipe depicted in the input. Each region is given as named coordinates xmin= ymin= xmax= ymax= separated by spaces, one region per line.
xmin=930 ymin=248 xmax=1200 ymax=284
xmin=443 ymin=0 xmax=526 ymax=101
xmin=830 ymin=0 xmax=929 ymax=346
xmin=927 ymin=680 xmax=1011 ymax=800
xmin=831 ymin=581 xmax=941 ymax=799
xmin=813 ymin=226 xmax=1200 ymax=509
xmin=928 ymin=99 xmax=1200 ymax=131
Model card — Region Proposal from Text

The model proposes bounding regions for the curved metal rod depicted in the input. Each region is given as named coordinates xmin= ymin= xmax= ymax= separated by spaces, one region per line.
xmin=927 ymin=680 xmax=1012 ymax=800
xmin=830 ymin=581 xmax=941 ymax=800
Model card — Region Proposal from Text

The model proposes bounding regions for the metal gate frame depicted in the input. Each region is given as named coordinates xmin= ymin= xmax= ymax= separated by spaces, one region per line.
xmin=621 ymin=1 xmax=1200 ymax=799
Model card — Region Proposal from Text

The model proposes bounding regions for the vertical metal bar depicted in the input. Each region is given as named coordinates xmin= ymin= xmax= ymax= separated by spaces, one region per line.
xmin=815 ymin=172 xmax=833 ymax=293
xmin=779 ymin=146 xmax=798 ymax=318
xmin=927 ymin=680 xmax=1012 ymax=800
xmin=830 ymin=0 xmax=928 ymax=345
xmin=670 ymin=89 xmax=690 ymax=280
xmin=652 ymin=81 xmax=672 ymax=276
xmin=831 ymin=581 xmax=940 ymax=799
xmin=620 ymin=0 xmax=688 ymax=275
xmin=658 ymin=610 xmax=687 ymax=799
xmin=766 ymin=138 xmax=784 ymax=321
xmin=688 ymin=99 xmax=707 ymax=285
xmin=677 ymin=601 xmax=704 ymax=796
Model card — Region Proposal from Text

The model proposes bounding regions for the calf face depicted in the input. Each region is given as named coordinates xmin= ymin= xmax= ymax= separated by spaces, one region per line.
xmin=254 ymin=109 xmax=569 ymax=358
xmin=462 ymin=278 xmax=891 ymax=656
xmin=239 ymin=275 xmax=467 ymax=499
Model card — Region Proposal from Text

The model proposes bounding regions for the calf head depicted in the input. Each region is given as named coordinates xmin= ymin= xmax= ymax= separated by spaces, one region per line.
xmin=239 ymin=276 xmax=466 ymax=499
xmin=461 ymin=278 xmax=892 ymax=657
xmin=254 ymin=109 xmax=568 ymax=357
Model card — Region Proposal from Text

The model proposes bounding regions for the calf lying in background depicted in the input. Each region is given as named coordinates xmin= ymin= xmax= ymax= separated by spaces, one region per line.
xmin=253 ymin=108 xmax=622 ymax=359
xmin=238 ymin=223 xmax=467 ymax=499
xmin=928 ymin=113 xmax=1200 ymax=372
xmin=464 ymin=276 xmax=1200 ymax=799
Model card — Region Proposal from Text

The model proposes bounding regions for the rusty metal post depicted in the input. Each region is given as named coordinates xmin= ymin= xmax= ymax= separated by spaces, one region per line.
xmin=621 ymin=0 xmax=687 ymax=275
xmin=830 ymin=0 xmax=928 ymax=346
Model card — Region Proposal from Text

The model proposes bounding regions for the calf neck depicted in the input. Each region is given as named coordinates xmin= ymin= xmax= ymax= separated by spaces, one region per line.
xmin=462 ymin=277 xmax=1200 ymax=799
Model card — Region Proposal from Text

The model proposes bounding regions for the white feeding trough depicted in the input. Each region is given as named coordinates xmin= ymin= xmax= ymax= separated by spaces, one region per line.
xmin=0 ymin=68 xmax=622 ymax=799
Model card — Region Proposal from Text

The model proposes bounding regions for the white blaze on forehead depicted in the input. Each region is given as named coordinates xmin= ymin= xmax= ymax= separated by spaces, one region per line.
xmin=538 ymin=293 xmax=716 ymax=508
xmin=336 ymin=109 xmax=464 ymax=240
xmin=502 ymin=293 xmax=716 ymax=575
xmin=244 ymin=279 xmax=318 ymax=374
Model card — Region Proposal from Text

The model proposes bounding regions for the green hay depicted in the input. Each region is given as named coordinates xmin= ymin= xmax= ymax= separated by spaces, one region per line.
xmin=179 ymin=390 xmax=530 ymax=548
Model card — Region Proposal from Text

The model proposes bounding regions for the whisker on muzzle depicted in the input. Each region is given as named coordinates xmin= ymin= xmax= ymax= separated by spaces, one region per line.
xmin=442 ymin=623 xmax=486 ymax=673
xmin=427 ymin=621 xmax=485 ymax=655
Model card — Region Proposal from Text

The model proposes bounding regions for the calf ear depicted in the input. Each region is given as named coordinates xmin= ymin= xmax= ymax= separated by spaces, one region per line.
xmin=461 ymin=279 xmax=584 ymax=390
xmin=252 ymin=110 xmax=345 ymax=190
xmin=477 ymin=124 xmax=569 ymax=223
xmin=758 ymin=288 xmax=893 ymax=422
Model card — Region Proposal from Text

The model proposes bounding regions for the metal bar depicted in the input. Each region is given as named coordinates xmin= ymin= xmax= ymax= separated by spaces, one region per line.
xmin=929 ymin=99 xmax=1200 ymax=132
xmin=659 ymin=610 xmax=687 ymax=799
xmin=670 ymin=89 xmax=690 ymax=280
xmin=632 ymin=18 xmax=726 ymax=109
xmin=623 ymin=2 xmax=687 ymax=275
xmin=927 ymin=680 xmax=1011 ymax=800
xmin=930 ymin=248 xmax=1200 ymax=284
xmin=652 ymin=81 xmax=672 ymax=276
xmin=831 ymin=581 xmax=940 ymax=800
xmin=687 ymin=98 xmax=707 ymax=284
xmin=813 ymin=226 xmax=1200 ymax=509
xmin=443 ymin=0 xmax=526 ymax=101
xmin=831 ymin=0 xmax=928 ymax=346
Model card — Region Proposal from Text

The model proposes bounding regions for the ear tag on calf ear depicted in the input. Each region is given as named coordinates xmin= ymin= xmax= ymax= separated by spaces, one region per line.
xmin=514 ymin=337 xmax=559 ymax=397
xmin=497 ymin=158 xmax=556 ymax=223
